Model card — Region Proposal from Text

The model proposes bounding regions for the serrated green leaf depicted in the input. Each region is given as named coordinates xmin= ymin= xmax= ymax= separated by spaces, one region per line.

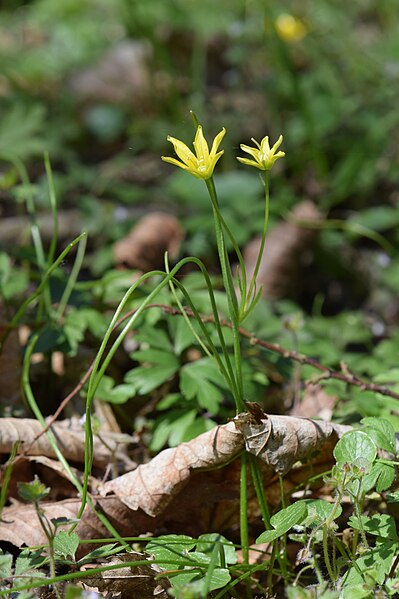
xmin=77 ymin=543 xmax=119 ymax=564
xmin=196 ymin=534 xmax=237 ymax=565
xmin=95 ymin=375 xmax=136 ymax=405
xmin=134 ymin=326 xmax=172 ymax=351
xmin=180 ymin=358 xmax=225 ymax=412
xmin=348 ymin=514 xmax=398 ymax=540
xmin=146 ymin=535 xmax=195 ymax=568
xmin=157 ymin=393 xmax=184 ymax=410
xmin=54 ymin=531 xmax=80 ymax=560
xmin=15 ymin=549 xmax=47 ymax=576
xmin=387 ymin=491 xmax=399 ymax=503
xmin=256 ymin=501 xmax=308 ymax=543
xmin=18 ymin=476 xmax=50 ymax=502
xmin=0 ymin=553 xmax=12 ymax=578
xmin=151 ymin=409 xmax=205 ymax=451
xmin=363 ymin=461 xmax=396 ymax=493
xmin=333 ymin=431 xmax=377 ymax=468
xmin=168 ymin=315 xmax=197 ymax=355
xmin=125 ymin=349 xmax=179 ymax=395
xmin=340 ymin=583 xmax=374 ymax=599
xmin=303 ymin=499 xmax=342 ymax=526
xmin=0 ymin=104 xmax=46 ymax=161
xmin=169 ymin=567 xmax=231 ymax=596
xmin=342 ymin=540 xmax=397 ymax=588
xmin=360 ymin=417 xmax=396 ymax=454
xmin=63 ymin=308 xmax=106 ymax=355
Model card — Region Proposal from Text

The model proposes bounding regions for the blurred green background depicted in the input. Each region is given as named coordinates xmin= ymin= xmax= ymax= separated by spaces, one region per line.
xmin=2 ymin=0 xmax=399 ymax=436
xmin=2 ymin=0 xmax=399 ymax=307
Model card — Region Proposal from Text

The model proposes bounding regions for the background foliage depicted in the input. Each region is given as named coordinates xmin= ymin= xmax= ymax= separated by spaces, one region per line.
xmin=2 ymin=0 xmax=399 ymax=596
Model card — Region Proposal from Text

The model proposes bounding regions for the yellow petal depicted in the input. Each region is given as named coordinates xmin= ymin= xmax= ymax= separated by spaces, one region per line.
xmin=167 ymin=135 xmax=197 ymax=167
xmin=270 ymin=135 xmax=283 ymax=153
xmin=259 ymin=136 xmax=271 ymax=153
xmin=239 ymin=143 xmax=262 ymax=161
xmin=193 ymin=126 xmax=210 ymax=160
xmin=161 ymin=156 xmax=191 ymax=171
xmin=210 ymin=127 xmax=226 ymax=156
xmin=237 ymin=156 xmax=265 ymax=170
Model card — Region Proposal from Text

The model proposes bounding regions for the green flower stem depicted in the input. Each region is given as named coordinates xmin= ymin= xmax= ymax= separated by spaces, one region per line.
xmin=44 ymin=152 xmax=58 ymax=271
xmin=323 ymin=525 xmax=336 ymax=584
xmin=81 ymin=254 xmax=244 ymax=517
xmin=164 ymin=254 xmax=238 ymax=394
xmin=205 ymin=191 xmax=248 ymax=316
xmin=244 ymin=172 xmax=269 ymax=319
xmin=56 ymin=232 xmax=87 ymax=319
xmin=34 ymin=505 xmax=61 ymax=598
xmin=168 ymin=275 xmax=239 ymax=399
xmin=206 ymin=178 xmax=239 ymax=318
xmin=206 ymin=177 xmax=245 ymax=412
xmin=239 ymin=452 xmax=249 ymax=564
xmin=249 ymin=454 xmax=271 ymax=529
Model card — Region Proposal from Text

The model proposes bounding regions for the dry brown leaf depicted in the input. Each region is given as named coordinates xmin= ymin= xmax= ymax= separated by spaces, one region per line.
xmin=100 ymin=421 xmax=244 ymax=516
xmin=234 ymin=413 xmax=350 ymax=474
xmin=0 ymin=415 xmax=350 ymax=549
xmin=0 ymin=498 xmax=83 ymax=548
xmin=82 ymin=553 xmax=170 ymax=598
xmin=4 ymin=455 xmax=79 ymax=500
xmin=290 ymin=383 xmax=338 ymax=420
xmin=0 ymin=417 xmax=134 ymax=468
xmin=244 ymin=200 xmax=321 ymax=299
xmin=113 ymin=212 xmax=185 ymax=271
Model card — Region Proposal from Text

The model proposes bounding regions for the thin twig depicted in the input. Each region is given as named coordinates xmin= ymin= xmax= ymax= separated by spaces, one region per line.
xmin=22 ymin=302 xmax=399 ymax=455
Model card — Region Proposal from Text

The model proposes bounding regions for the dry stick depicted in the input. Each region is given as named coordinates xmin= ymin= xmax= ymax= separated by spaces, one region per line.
xmin=23 ymin=302 xmax=399 ymax=455
xmin=161 ymin=305 xmax=399 ymax=401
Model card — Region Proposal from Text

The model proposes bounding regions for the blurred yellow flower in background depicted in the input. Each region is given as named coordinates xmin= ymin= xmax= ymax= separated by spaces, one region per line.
xmin=275 ymin=13 xmax=307 ymax=43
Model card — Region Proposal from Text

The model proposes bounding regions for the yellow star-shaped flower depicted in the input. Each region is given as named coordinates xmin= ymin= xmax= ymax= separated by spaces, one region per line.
xmin=162 ymin=125 xmax=226 ymax=180
xmin=237 ymin=135 xmax=285 ymax=171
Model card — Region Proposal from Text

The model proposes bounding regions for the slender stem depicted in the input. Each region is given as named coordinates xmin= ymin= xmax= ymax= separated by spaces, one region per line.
xmin=239 ymin=452 xmax=249 ymax=564
xmin=44 ymin=152 xmax=58 ymax=269
xmin=244 ymin=172 xmax=269 ymax=318
xmin=81 ymin=254 xmax=245 ymax=517
xmin=206 ymin=178 xmax=239 ymax=318
xmin=205 ymin=191 xmax=248 ymax=317
xmin=170 ymin=276 xmax=239 ymax=399
xmin=205 ymin=177 xmax=245 ymax=412
xmin=33 ymin=504 xmax=61 ymax=599
xmin=57 ymin=233 xmax=87 ymax=318
xmin=249 ymin=454 xmax=271 ymax=529
xmin=323 ymin=525 xmax=336 ymax=584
